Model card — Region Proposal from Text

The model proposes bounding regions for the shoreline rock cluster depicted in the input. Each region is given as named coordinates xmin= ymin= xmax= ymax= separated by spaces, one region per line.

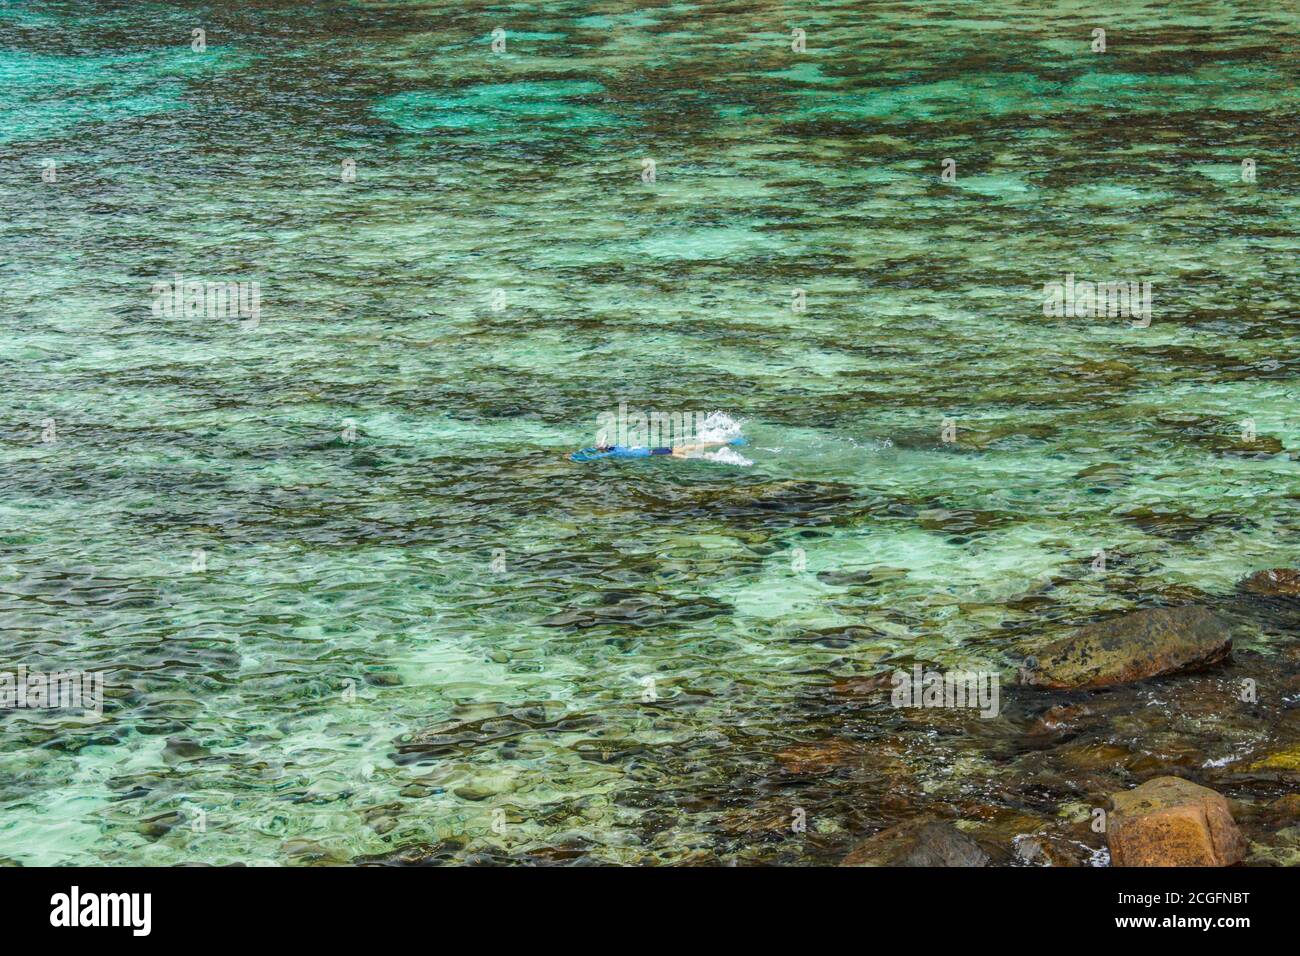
xmin=838 ymin=568 xmax=1300 ymax=867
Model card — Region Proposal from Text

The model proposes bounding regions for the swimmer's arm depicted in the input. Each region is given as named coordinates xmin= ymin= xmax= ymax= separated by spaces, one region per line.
xmin=670 ymin=441 xmax=730 ymax=458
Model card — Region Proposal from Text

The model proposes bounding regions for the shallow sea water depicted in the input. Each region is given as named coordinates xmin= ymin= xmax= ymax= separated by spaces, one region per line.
xmin=2 ymin=0 xmax=1299 ymax=865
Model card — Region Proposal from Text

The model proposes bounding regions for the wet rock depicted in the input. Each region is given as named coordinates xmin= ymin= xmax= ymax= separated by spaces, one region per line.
xmin=916 ymin=507 xmax=1011 ymax=536
xmin=540 ymin=591 xmax=730 ymax=629
xmin=354 ymin=838 xmax=467 ymax=866
xmin=1257 ymin=826 xmax=1300 ymax=866
xmin=1137 ymin=582 xmax=1216 ymax=606
xmin=816 ymin=568 xmax=875 ymax=586
xmin=816 ymin=566 xmax=906 ymax=587
xmin=1264 ymin=794 xmax=1300 ymax=825
xmin=1248 ymin=745 xmax=1300 ymax=773
xmin=394 ymin=704 xmax=596 ymax=762
xmin=1217 ymin=436 xmax=1284 ymax=459
xmin=1149 ymin=411 xmax=1285 ymax=457
xmin=829 ymin=671 xmax=896 ymax=700
xmin=1070 ymin=360 xmax=1138 ymax=386
xmin=1107 ymin=777 xmax=1246 ymax=867
xmin=454 ymin=784 xmax=501 ymax=801
xmin=136 ymin=811 xmax=185 ymax=840
xmin=1117 ymin=507 xmax=1247 ymax=542
xmin=960 ymin=807 xmax=1055 ymax=864
xmin=1055 ymin=742 xmax=1133 ymax=773
xmin=1018 ymin=606 xmax=1232 ymax=689
xmin=673 ymin=480 xmax=861 ymax=526
xmin=821 ymin=566 xmax=909 ymax=588
xmin=717 ymin=804 xmax=803 ymax=837
xmin=162 ymin=737 xmax=209 ymax=764
xmin=775 ymin=739 xmax=863 ymax=775
xmin=282 ymin=838 xmax=345 ymax=865
xmin=362 ymin=802 xmax=402 ymax=835
xmin=841 ymin=818 xmax=990 ymax=867
xmin=1014 ymin=833 xmax=1085 ymax=867
xmin=1238 ymin=568 xmax=1300 ymax=598
xmin=1075 ymin=464 xmax=1130 ymax=496
xmin=1125 ymin=742 xmax=1206 ymax=777
xmin=786 ymin=625 xmax=882 ymax=648
xmin=519 ymin=831 xmax=599 ymax=864
xmin=1029 ymin=702 xmax=1097 ymax=736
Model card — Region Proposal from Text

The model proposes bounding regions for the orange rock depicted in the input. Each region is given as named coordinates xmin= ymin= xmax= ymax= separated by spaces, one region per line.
xmin=1108 ymin=777 xmax=1246 ymax=867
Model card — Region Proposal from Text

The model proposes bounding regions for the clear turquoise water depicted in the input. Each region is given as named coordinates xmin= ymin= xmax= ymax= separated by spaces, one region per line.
xmin=2 ymin=0 xmax=1299 ymax=865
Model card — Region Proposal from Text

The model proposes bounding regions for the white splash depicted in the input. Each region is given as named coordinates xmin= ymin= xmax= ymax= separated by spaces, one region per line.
xmin=692 ymin=412 xmax=752 ymax=465
xmin=693 ymin=411 xmax=745 ymax=444
xmin=703 ymin=445 xmax=753 ymax=467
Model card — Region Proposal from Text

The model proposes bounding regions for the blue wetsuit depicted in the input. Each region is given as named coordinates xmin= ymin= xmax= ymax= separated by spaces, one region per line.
xmin=570 ymin=445 xmax=673 ymax=461
xmin=570 ymin=437 xmax=744 ymax=462
xmin=611 ymin=445 xmax=673 ymax=458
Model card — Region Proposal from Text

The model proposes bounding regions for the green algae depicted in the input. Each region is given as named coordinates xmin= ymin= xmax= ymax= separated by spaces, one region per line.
xmin=0 ymin=47 xmax=248 ymax=145
xmin=375 ymin=80 xmax=620 ymax=135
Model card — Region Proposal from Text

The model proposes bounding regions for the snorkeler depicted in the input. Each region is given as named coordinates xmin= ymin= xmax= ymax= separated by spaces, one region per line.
xmin=570 ymin=438 xmax=745 ymax=462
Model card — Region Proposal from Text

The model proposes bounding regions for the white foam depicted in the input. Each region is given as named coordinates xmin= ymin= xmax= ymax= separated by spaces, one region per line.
xmin=689 ymin=412 xmax=751 ymax=465
xmin=703 ymin=446 xmax=753 ymax=467
xmin=693 ymin=411 xmax=745 ymax=444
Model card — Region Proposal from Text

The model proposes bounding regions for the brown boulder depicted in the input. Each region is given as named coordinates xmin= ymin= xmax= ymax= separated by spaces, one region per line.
xmin=841 ymin=818 xmax=989 ymax=867
xmin=1107 ymin=777 xmax=1246 ymax=867
xmin=1018 ymin=606 xmax=1231 ymax=689
xmin=1264 ymin=794 xmax=1300 ymax=826
xmin=1239 ymin=568 xmax=1300 ymax=598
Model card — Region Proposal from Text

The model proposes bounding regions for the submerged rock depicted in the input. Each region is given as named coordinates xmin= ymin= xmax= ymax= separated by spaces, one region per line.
xmin=1238 ymin=568 xmax=1300 ymax=598
xmin=1018 ymin=605 xmax=1232 ymax=689
xmin=1248 ymin=746 xmax=1300 ymax=773
xmin=717 ymin=804 xmax=805 ymax=837
xmin=1107 ymin=777 xmax=1246 ymax=867
xmin=829 ymin=672 xmax=895 ymax=700
xmin=785 ymin=624 xmax=883 ymax=648
xmin=1117 ymin=507 xmax=1246 ymax=542
xmin=1264 ymin=794 xmax=1300 ymax=825
xmin=282 ymin=838 xmax=346 ymax=865
xmin=1014 ymin=833 xmax=1086 ymax=867
xmin=540 ymin=591 xmax=731 ymax=629
xmin=816 ymin=566 xmax=907 ymax=587
xmin=673 ymin=480 xmax=861 ymax=525
xmin=775 ymin=739 xmax=864 ymax=775
xmin=353 ymin=838 xmax=467 ymax=866
xmin=841 ymin=818 xmax=990 ymax=867
xmin=1028 ymin=702 xmax=1098 ymax=736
